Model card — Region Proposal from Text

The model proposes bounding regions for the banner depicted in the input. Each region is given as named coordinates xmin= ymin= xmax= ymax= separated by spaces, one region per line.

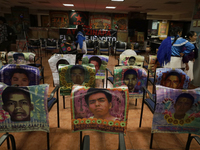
xmin=152 ymin=85 xmax=200 ymax=135
xmin=50 ymin=11 xmax=69 ymax=28
xmin=48 ymin=54 xmax=76 ymax=86
xmin=113 ymin=66 xmax=147 ymax=97
xmin=89 ymin=13 xmax=111 ymax=29
xmin=59 ymin=64 xmax=96 ymax=95
xmin=0 ymin=64 xmax=40 ymax=86
xmin=59 ymin=28 xmax=117 ymax=42
xmin=82 ymin=55 xmax=109 ymax=79
xmin=71 ymin=85 xmax=129 ymax=134
xmin=119 ymin=55 xmax=144 ymax=67
xmin=112 ymin=14 xmax=128 ymax=30
xmin=0 ymin=83 xmax=49 ymax=133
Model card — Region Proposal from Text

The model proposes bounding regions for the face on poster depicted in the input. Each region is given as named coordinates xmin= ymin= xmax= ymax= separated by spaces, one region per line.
xmin=82 ymin=55 xmax=109 ymax=79
xmin=113 ymin=66 xmax=147 ymax=94
xmin=0 ymin=83 xmax=49 ymax=133
xmin=156 ymin=68 xmax=190 ymax=89
xmin=119 ymin=55 xmax=144 ymax=67
xmin=71 ymin=85 xmax=129 ymax=134
xmin=152 ymin=85 xmax=200 ymax=135
xmin=59 ymin=64 xmax=96 ymax=95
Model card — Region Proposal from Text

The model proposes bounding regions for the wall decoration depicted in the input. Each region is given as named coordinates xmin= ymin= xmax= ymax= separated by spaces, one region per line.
xmin=50 ymin=11 xmax=69 ymax=28
xmin=89 ymin=13 xmax=111 ymax=29
xmin=112 ymin=14 xmax=127 ymax=30
xmin=69 ymin=11 xmax=89 ymax=26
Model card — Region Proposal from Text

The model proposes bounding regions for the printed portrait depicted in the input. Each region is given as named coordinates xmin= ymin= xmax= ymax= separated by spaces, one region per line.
xmin=7 ymin=52 xmax=36 ymax=64
xmin=119 ymin=55 xmax=144 ymax=67
xmin=0 ymin=83 xmax=49 ymax=133
xmin=152 ymin=85 xmax=200 ymax=135
xmin=71 ymin=85 xmax=129 ymax=134
xmin=82 ymin=55 xmax=109 ymax=79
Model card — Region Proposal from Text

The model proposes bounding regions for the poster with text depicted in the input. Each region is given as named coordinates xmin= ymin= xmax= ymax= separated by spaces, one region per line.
xmin=90 ymin=13 xmax=111 ymax=29
xmin=50 ymin=11 xmax=69 ymax=28
xmin=69 ymin=11 xmax=89 ymax=26
xmin=152 ymin=85 xmax=200 ymax=135
xmin=71 ymin=85 xmax=129 ymax=134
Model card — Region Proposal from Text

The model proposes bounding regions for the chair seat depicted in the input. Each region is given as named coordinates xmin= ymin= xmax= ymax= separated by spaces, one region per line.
xmin=116 ymin=49 xmax=125 ymax=52
xmin=108 ymin=77 xmax=113 ymax=84
xmin=48 ymin=97 xmax=57 ymax=111
xmin=87 ymin=48 xmax=94 ymax=51
xmin=144 ymin=97 xmax=155 ymax=113
xmin=100 ymin=49 xmax=109 ymax=52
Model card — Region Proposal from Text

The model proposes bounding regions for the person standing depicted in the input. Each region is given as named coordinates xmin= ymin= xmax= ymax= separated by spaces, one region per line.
xmin=182 ymin=31 xmax=198 ymax=81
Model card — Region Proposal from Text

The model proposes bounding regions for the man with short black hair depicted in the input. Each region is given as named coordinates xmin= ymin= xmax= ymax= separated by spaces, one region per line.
xmin=89 ymin=56 xmax=102 ymax=74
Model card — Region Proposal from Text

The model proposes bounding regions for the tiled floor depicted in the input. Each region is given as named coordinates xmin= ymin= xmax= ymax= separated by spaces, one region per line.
xmin=0 ymin=50 xmax=200 ymax=150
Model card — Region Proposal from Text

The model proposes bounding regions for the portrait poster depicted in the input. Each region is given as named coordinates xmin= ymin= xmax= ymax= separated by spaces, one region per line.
xmin=50 ymin=11 xmax=69 ymax=28
xmin=119 ymin=55 xmax=144 ymax=67
xmin=69 ymin=11 xmax=89 ymax=26
xmin=58 ymin=64 xmax=96 ymax=96
xmin=112 ymin=13 xmax=128 ymax=30
xmin=48 ymin=54 xmax=76 ymax=86
xmin=113 ymin=66 xmax=147 ymax=96
xmin=89 ymin=13 xmax=111 ymax=29
xmin=152 ymin=85 xmax=200 ymax=135
xmin=7 ymin=51 xmax=35 ymax=64
xmin=0 ymin=83 xmax=49 ymax=133
xmin=71 ymin=85 xmax=129 ymax=134
xmin=0 ymin=51 xmax=7 ymax=64
xmin=137 ymin=32 xmax=144 ymax=42
xmin=156 ymin=68 xmax=190 ymax=89
xmin=147 ymin=55 xmax=157 ymax=74
xmin=0 ymin=64 xmax=40 ymax=86
xmin=82 ymin=55 xmax=109 ymax=79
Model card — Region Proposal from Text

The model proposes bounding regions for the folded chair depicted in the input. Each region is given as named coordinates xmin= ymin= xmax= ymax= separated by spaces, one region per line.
xmin=139 ymin=68 xmax=191 ymax=149
xmin=105 ymin=66 xmax=147 ymax=106
xmin=71 ymin=85 xmax=128 ymax=150
xmin=0 ymin=83 xmax=51 ymax=150
xmin=58 ymin=64 xmax=96 ymax=109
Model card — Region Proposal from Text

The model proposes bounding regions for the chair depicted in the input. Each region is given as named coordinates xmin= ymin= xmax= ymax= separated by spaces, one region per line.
xmin=0 ymin=83 xmax=51 ymax=150
xmin=105 ymin=66 xmax=147 ymax=106
xmin=28 ymin=39 xmax=41 ymax=56
xmin=115 ymin=41 xmax=126 ymax=58
xmin=139 ymin=68 xmax=191 ymax=149
xmin=58 ymin=64 xmax=96 ymax=109
xmin=6 ymin=51 xmax=44 ymax=84
xmin=40 ymin=38 xmax=46 ymax=55
xmin=45 ymin=38 xmax=58 ymax=56
xmin=71 ymin=85 xmax=128 ymax=150
xmin=99 ymin=40 xmax=110 ymax=55
xmin=86 ymin=40 xmax=96 ymax=55
xmin=186 ymin=134 xmax=200 ymax=150
xmin=0 ymin=64 xmax=60 ymax=128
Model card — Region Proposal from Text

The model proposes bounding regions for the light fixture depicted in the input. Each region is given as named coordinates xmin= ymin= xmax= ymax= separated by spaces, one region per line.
xmin=106 ymin=6 xmax=116 ymax=9
xmin=63 ymin=4 xmax=74 ymax=6
xmin=111 ymin=0 xmax=124 ymax=1
xmin=72 ymin=10 xmax=75 ymax=11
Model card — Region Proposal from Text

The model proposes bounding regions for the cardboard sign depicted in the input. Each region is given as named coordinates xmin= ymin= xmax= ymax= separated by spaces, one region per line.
xmin=0 ymin=83 xmax=49 ymax=133
xmin=152 ymin=85 xmax=200 ymax=135
xmin=82 ymin=55 xmax=109 ymax=79
xmin=59 ymin=64 xmax=96 ymax=96
xmin=71 ymin=85 xmax=129 ymax=134
xmin=48 ymin=54 xmax=76 ymax=86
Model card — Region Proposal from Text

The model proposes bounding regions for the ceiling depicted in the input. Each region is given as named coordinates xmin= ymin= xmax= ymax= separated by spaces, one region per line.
xmin=0 ymin=0 xmax=196 ymax=21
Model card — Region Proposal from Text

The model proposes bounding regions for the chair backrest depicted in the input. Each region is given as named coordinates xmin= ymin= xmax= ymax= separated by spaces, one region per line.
xmin=46 ymin=38 xmax=57 ymax=47
xmin=119 ymin=55 xmax=144 ymax=67
xmin=7 ymin=51 xmax=35 ymax=65
xmin=156 ymin=68 xmax=191 ymax=89
xmin=0 ymin=83 xmax=49 ymax=132
xmin=113 ymin=66 xmax=147 ymax=96
xmin=58 ymin=64 xmax=96 ymax=96
xmin=29 ymin=39 xmax=40 ymax=46
xmin=116 ymin=41 xmax=126 ymax=49
xmin=0 ymin=64 xmax=40 ymax=86
xmin=86 ymin=40 xmax=94 ymax=48
xmin=71 ymin=85 xmax=129 ymax=134
xmin=152 ymin=85 xmax=200 ymax=135
xmin=48 ymin=54 xmax=76 ymax=86
xmin=99 ymin=41 xmax=109 ymax=48
xmin=82 ymin=54 xmax=109 ymax=79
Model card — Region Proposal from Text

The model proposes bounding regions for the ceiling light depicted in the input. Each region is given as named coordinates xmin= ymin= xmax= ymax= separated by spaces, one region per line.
xmin=72 ymin=10 xmax=75 ymax=11
xmin=106 ymin=6 xmax=116 ymax=9
xmin=111 ymin=0 xmax=124 ymax=1
xmin=63 ymin=4 xmax=74 ymax=6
